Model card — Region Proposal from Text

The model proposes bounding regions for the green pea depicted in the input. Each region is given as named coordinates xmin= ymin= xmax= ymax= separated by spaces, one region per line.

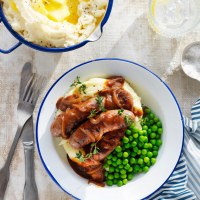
xmin=120 ymin=169 xmax=126 ymax=175
xmin=147 ymin=152 xmax=153 ymax=158
xmin=138 ymin=158 xmax=143 ymax=165
xmin=154 ymin=117 xmax=159 ymax=123
xmin=109 ymin=167 xmax=115 ymax=173
xmin=146 ymin=161 xmax=151 ymax=167
xmin=123 ymin=152 xmax=129 ymax=158
xmin=142 ymin=125 xmax=148 ymax=130
xmin=156 ymin=139 xmax=162 ymax=147
xmin=115 ymin=146 xmax=122 ymax=152
xmin=150 ymin=139 xmax=156 ymax=145
xmin=143 ymin=166 xmax=149 ymax=173
xmin=119 ymin=164 xmax=123 ymax=169
xmin=125 ymin=143 xmax=131 ymax=149
xmin=128 ymin=167 xmax=133 ymax=172
xmin=132 ymin=141 xmax=137 ymax=147
xmin=105 ymin=171 xmax=108 ymax=177
xmin=107 ymin=154 xmax=112 ymax=160
xmin=112 ymin=156 xmax=117 ymax=162
xmin=123 ymin=159 xmax=129 ymax=165
xmin=153 ymin=146 xmax=159 ymax=150
xmin=116 ymin=159 xmax=122 ymax=165
xmin=116 ymin=168 xmax=120 ymax=172
xmin=126 ymin=129 xmax=132 ymax=136
xmin=150 ymin=133 xmax=156 ymax=139
xmin=139 ymin=130 xmax=143 ymax=135
xmin=108 ymin=174 xmax=114 ymax=180
xmin=138 ymin=142 xmax=144 ymax=148
xmin=121 ymin=174 xmax=127 ymax=179
xmin=144 ymin=157 xmax=150 ymax=163
xmin=151 ymin=158 xmax=156 ymax=164
xmin=142 ymin=149 xmax=147 ymax=155
xmin=129 ymin=124 xmax=135 ymax=130
xmin=130 ymin=157 xmax=136 ymax=164
xmin=117 ymin=152 xmax=123 ymax=157
xmin=143 ymin=143 xmax=149 ymax=149
xmin=122 ymin=179 xmax=128 ymax=185
xmin=124 ymin=164 xmax=130 ymax=170
xmin=114 ymin=173 xmax=120 ymax=179
xmin=151 ymin=125 xmax=158 ymax=132
xmin=129 ymin=135 xmax=133 ymax=142
xmin=113 ymin=179 xmax=118 ymax=184
xmin=145 ymin=108 xmax=151 ymax=114
xmin=127 ymin=174 xmax=134 ymax=180
xmin=149 ymin=113 xmax=154 ymax=119
xmin=122 ymin=136 xmax=129 ymax=143
xmin=157 ymin=128 xmax=163 ymax=134
xmin=149 ymin=119 xmax=154 ymax=125
xmin=133 ymin=133 xmax=139 ymax=138
xmin=103 ymin=163 xmax=109 ymax=169
xmin=148 ymin=143 xmax=153 ymax=149
xmin=142 ymin=130 xmax=148 ymax=135
xmin=137 ymin=150 xmax=141 ymax=155
xmin=133 ymin=147 xmax=139 ymax=153
xmin=117 ymin=180 xmax=123 ymax=187
xmin=157 ymin=121 xmax=162 ymax=128
xmin=107 ymin=160 xmax=112 ymax=165
xmin=153 ymin=150 xmax=158 ymax=157
xmin=147 ymin=129 xmax=152 ymax=134
xmin=106 ymin=180 xmax=113 ymax=186
xmin=131 ymin=127 xmax=139 ymax=133
xmin=131 ymin=152 xmax=137 ymax=157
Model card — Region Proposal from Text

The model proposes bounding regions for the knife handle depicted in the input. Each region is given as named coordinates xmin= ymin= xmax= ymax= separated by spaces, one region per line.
xmin=23 ymin=143 xmax=38 ymax=200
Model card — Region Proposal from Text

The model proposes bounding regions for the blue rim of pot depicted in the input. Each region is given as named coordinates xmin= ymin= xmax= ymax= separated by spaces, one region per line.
xmin=0 ymin=0 xmax=113 ymax=53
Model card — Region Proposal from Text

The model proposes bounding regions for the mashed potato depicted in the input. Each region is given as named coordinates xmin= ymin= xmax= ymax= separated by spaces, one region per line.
xmin=2 ymin=0 xmax=108 ymax=47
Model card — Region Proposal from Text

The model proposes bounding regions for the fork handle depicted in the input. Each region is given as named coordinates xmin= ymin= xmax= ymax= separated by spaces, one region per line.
xmin=23 ymin=143 xmax=38 ymax=200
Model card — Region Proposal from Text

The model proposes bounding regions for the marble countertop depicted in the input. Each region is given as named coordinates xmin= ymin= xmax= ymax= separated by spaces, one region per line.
xmin=0 ymin=1 xmax=199 ymax=199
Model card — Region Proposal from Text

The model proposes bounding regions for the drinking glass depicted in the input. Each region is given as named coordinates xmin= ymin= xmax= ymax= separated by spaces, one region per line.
xmin=148 ymin=0 xmax=200 ymax=37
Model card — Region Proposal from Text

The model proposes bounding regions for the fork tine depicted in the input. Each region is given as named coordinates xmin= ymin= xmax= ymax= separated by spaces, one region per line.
xmin=22 ymin=74 xmax=35 ymax=101
xmin=29 ymin=76 xmax=45 ymax=105
xmin=24 ymin=77 xmax=37 ymax=102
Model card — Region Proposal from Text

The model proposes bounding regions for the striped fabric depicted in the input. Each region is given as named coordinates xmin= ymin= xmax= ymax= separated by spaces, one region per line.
xmin=149 ymin=99 xmax=200 ymax=200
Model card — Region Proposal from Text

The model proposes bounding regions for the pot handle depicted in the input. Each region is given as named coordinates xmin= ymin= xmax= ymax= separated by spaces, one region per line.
xmin=0 ymin=18 xmax=22 ymax=54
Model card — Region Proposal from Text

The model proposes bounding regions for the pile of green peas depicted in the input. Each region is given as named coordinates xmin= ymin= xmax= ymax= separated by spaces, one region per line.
xmin=104 ymin=107 xmax=163 ymax=187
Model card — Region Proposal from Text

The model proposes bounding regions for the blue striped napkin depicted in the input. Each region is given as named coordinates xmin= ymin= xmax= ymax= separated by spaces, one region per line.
xmin=149 ymin=99 xmax=200 ymax=200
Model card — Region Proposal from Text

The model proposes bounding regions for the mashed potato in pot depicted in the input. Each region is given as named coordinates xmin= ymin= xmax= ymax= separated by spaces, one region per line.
xmin=2 ymin=0 xmax=108 ymax=47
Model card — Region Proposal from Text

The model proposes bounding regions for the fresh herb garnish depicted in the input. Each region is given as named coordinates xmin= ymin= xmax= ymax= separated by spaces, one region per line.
xmin=88 ymin=109 xmax=97 ymax=119
xmin=90 ymin=142 xmax=100 ymax=155
xmin=70 ymin=76 xmax=82 ymax=87
xmin=124 ymin=115 xmax=133 ymax=126
xmin=118 ymin=109 xmax=124 ymax=116
xmin=96 ymin=96 xmax=106 ymax=112
xmin=75 ymin=151 xmax=85 ymax=162
xmin=79 ymin=84 xmax=87 ymax=94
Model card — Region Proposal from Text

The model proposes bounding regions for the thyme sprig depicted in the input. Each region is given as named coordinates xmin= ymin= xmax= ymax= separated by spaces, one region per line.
xmin=96 ymin=96 xmax=106 ymax=112
xmin=118 ymin=109 xmax=124 ymax=116
xmin=124 ymin=115 xmax=133 ymax=126
xmin=88 ymin=109 xmax=97 ymax=119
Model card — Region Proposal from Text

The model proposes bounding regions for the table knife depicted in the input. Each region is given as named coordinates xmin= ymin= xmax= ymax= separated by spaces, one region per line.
xmin=21 ymin=117 xmax=38 ymax=200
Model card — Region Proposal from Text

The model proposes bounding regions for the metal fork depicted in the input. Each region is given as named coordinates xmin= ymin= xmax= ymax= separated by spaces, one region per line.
xmin=0 ymin=74 xmax=43 ymax=200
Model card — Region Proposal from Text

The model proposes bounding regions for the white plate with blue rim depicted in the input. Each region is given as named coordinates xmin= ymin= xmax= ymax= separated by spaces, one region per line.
xmin=36 ymin=58 xmax=184 ymax=200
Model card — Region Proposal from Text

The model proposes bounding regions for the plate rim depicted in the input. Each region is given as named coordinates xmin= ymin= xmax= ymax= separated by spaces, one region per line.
xmin=36 ymin=58 xmax=184 ymax=200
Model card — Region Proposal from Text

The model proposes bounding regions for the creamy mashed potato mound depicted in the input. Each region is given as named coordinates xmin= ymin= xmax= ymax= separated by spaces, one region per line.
xmin=2 ymin=0 xmax=108 ymax=47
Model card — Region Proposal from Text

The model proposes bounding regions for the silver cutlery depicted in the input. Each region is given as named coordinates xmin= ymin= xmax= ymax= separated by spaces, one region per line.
xmin=0 ymin=73 xmax=43 ymax=200
xmin=22 ymin=117 xmax=38 ymax=200
xmin=19 ymin=63 xmax=39 ymax=200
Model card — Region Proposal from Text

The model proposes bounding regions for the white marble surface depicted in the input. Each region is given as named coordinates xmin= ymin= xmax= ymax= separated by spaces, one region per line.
xmin=0 ymin=1 xmax=200 ymax=200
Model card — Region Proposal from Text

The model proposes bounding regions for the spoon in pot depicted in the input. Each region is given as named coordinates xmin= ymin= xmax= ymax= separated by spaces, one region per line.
xmin=181 ymin=41 xmax=200 ymax=82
